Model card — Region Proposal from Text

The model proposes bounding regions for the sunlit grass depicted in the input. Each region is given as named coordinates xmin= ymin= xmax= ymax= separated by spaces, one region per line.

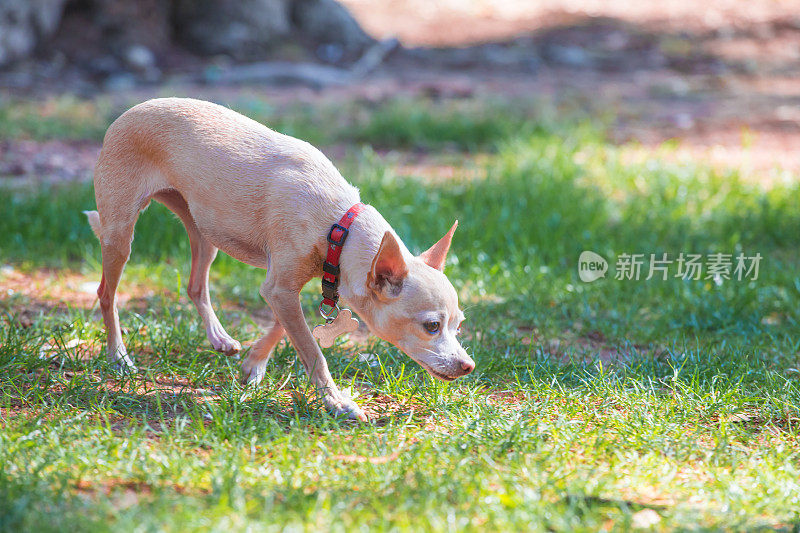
xmin=1 ymin=95 xmax=799 ymax=530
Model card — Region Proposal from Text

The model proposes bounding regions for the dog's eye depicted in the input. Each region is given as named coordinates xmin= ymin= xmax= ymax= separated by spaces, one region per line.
xmin=423 ymin=321 xmax=440 ymax=334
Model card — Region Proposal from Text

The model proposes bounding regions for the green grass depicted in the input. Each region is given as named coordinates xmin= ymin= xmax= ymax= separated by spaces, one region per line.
xmin=0 ymin=96 xmax=113 ymax=142
xmin=2 ymin=95 xmax=800 ymax=531
xmin=0 ymin=94 xmax=548 ymax=151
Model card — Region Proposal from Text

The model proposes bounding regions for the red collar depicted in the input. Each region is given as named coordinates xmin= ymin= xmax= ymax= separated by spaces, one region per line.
xmin=320 ymin=202 xmax=366 ymax=317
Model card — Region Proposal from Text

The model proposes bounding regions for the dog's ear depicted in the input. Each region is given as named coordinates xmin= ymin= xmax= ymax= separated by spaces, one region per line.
xmin=368 ymin=231 xmax=409 ymax=297
xmin=419 ymin=220 xmax=457 ymax=271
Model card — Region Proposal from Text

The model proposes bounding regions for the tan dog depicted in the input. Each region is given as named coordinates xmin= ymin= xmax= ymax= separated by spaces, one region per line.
xmin=85 ymin=98 xmax=474 ymax=420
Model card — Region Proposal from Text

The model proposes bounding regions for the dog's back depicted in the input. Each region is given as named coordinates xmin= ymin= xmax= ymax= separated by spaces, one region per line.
xmin=92 ymin=97 xmax=360 ymax=266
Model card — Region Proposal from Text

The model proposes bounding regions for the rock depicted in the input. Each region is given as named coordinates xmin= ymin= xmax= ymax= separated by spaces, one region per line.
xmin=317 ymin=43 xmax=345 ymax=64
xmin=480 ymin=44 xmax=519 ymax=66
xmin=87 ymin=54 xmax=121 ymax=76
xmin=123 ymin=44 xmax=156 ymax=71
xmin=89 ymin=0 xmax=172 ymax=51
xmin=404 ymin=47 xmax=478 ymax=68
xmin=350 ymin=38 xmax=400 ymax=77
xmin=173 ymin=0 xmax=291 ymax=58
xmin=0 ymin=70 xmax=35 ymax=89
xmin=291 ymin=0 xmax=375 ymax=52
xmin=0 ymin=0 xmax=67 ymax=67
xmin=479 ymin=44 xmax=541 ymax=72
xmin=204 ymin=60 xmax=351 ymax=88
xmin=174 ymin=0 xmax=374 ymax=58
xmin=544 ymin=45 xmax=591 ymax=68
xmin=141 ymin=67 xmax=163 ymax=84
xmin=44 ymin=0 xmax=171 ymax=78
xmin=1 ymin=0 xmax=377 ymax=73
xmin=103 ymin=71 xmax=137 ymax=91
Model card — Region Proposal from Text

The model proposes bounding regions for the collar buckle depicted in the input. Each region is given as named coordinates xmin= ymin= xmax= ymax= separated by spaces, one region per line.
xmin=327 ymin=223 xmax=349 ymax=246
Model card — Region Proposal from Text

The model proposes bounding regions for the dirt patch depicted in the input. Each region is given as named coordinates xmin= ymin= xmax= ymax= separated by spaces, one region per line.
xmin=341 ymin=0 xmax=800 ymax=47
xmin=542 ymin=335 xmax=658 ymax=364
xmin=512 ymin=325 xmax=661 ymax=365
xmin=0 ymin=139 xmax=99 ymax=184
xmin=484 ymin=389 xmax=530 ymax=409
xmin=0 ymin=266 xmax=157 ymax=311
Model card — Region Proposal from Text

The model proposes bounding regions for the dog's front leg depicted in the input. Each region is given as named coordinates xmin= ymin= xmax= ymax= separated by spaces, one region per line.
xmin=259 ymin=282 xmax=367 ymax=422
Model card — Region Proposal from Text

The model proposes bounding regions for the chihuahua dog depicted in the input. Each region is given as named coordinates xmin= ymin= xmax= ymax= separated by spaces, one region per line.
xmin=85 ymin=98 xmax=474 ymax=420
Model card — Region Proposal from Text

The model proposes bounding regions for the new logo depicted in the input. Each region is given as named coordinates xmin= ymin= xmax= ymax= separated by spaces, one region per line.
xmin=578 ymin=251 xmax=608 ymax=282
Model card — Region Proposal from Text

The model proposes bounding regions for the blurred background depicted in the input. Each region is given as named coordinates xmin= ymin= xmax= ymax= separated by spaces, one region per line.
xmin=2 ymin=0 xmax=800 ymax=181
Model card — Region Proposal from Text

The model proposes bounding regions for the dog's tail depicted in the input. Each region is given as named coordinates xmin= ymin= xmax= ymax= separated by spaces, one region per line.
xmin=83 ymin=210 xmax=103 ymax=240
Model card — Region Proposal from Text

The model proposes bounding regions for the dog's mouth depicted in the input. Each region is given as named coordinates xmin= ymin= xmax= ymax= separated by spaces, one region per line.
xmin=402 ymin=351 xmax=459 ymax=381
xmin=421 ymin=364 xmax=456 ymax=382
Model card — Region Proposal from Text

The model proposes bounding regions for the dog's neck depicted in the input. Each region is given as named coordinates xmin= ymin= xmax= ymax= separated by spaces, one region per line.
xmin=335 ymin=204 xmax=410 ymax=313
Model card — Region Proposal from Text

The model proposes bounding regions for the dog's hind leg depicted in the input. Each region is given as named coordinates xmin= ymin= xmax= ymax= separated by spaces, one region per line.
xmin=88 ymin=152 xmax=162 ymax=370
xmin=188 ymin=236 xmax=241 ymax=354
xmin=153 ymin=190 xmax=241 ymax=355
xmin=90 ymin=212 xmax=138 ymax=371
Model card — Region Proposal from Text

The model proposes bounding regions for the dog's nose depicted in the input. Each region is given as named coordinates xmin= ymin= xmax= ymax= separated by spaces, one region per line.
xmin=460 ymin=360 xmax=475 ymax=374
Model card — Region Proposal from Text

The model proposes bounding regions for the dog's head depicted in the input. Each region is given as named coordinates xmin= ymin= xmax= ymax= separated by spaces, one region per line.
xmin=362 ymin=222 xmax=475 ymax=381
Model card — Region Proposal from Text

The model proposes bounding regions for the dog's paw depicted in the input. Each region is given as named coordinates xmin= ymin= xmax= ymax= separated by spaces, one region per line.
xmin=109 ymin=351 xmax=137 ymax=374
xmin=240 ymin=356 xmax=268 ymax=386
xmin=207 ymin=325 xmax=241 ymax=355
xmin=323 ymin=393 xmax=369 ymax=422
